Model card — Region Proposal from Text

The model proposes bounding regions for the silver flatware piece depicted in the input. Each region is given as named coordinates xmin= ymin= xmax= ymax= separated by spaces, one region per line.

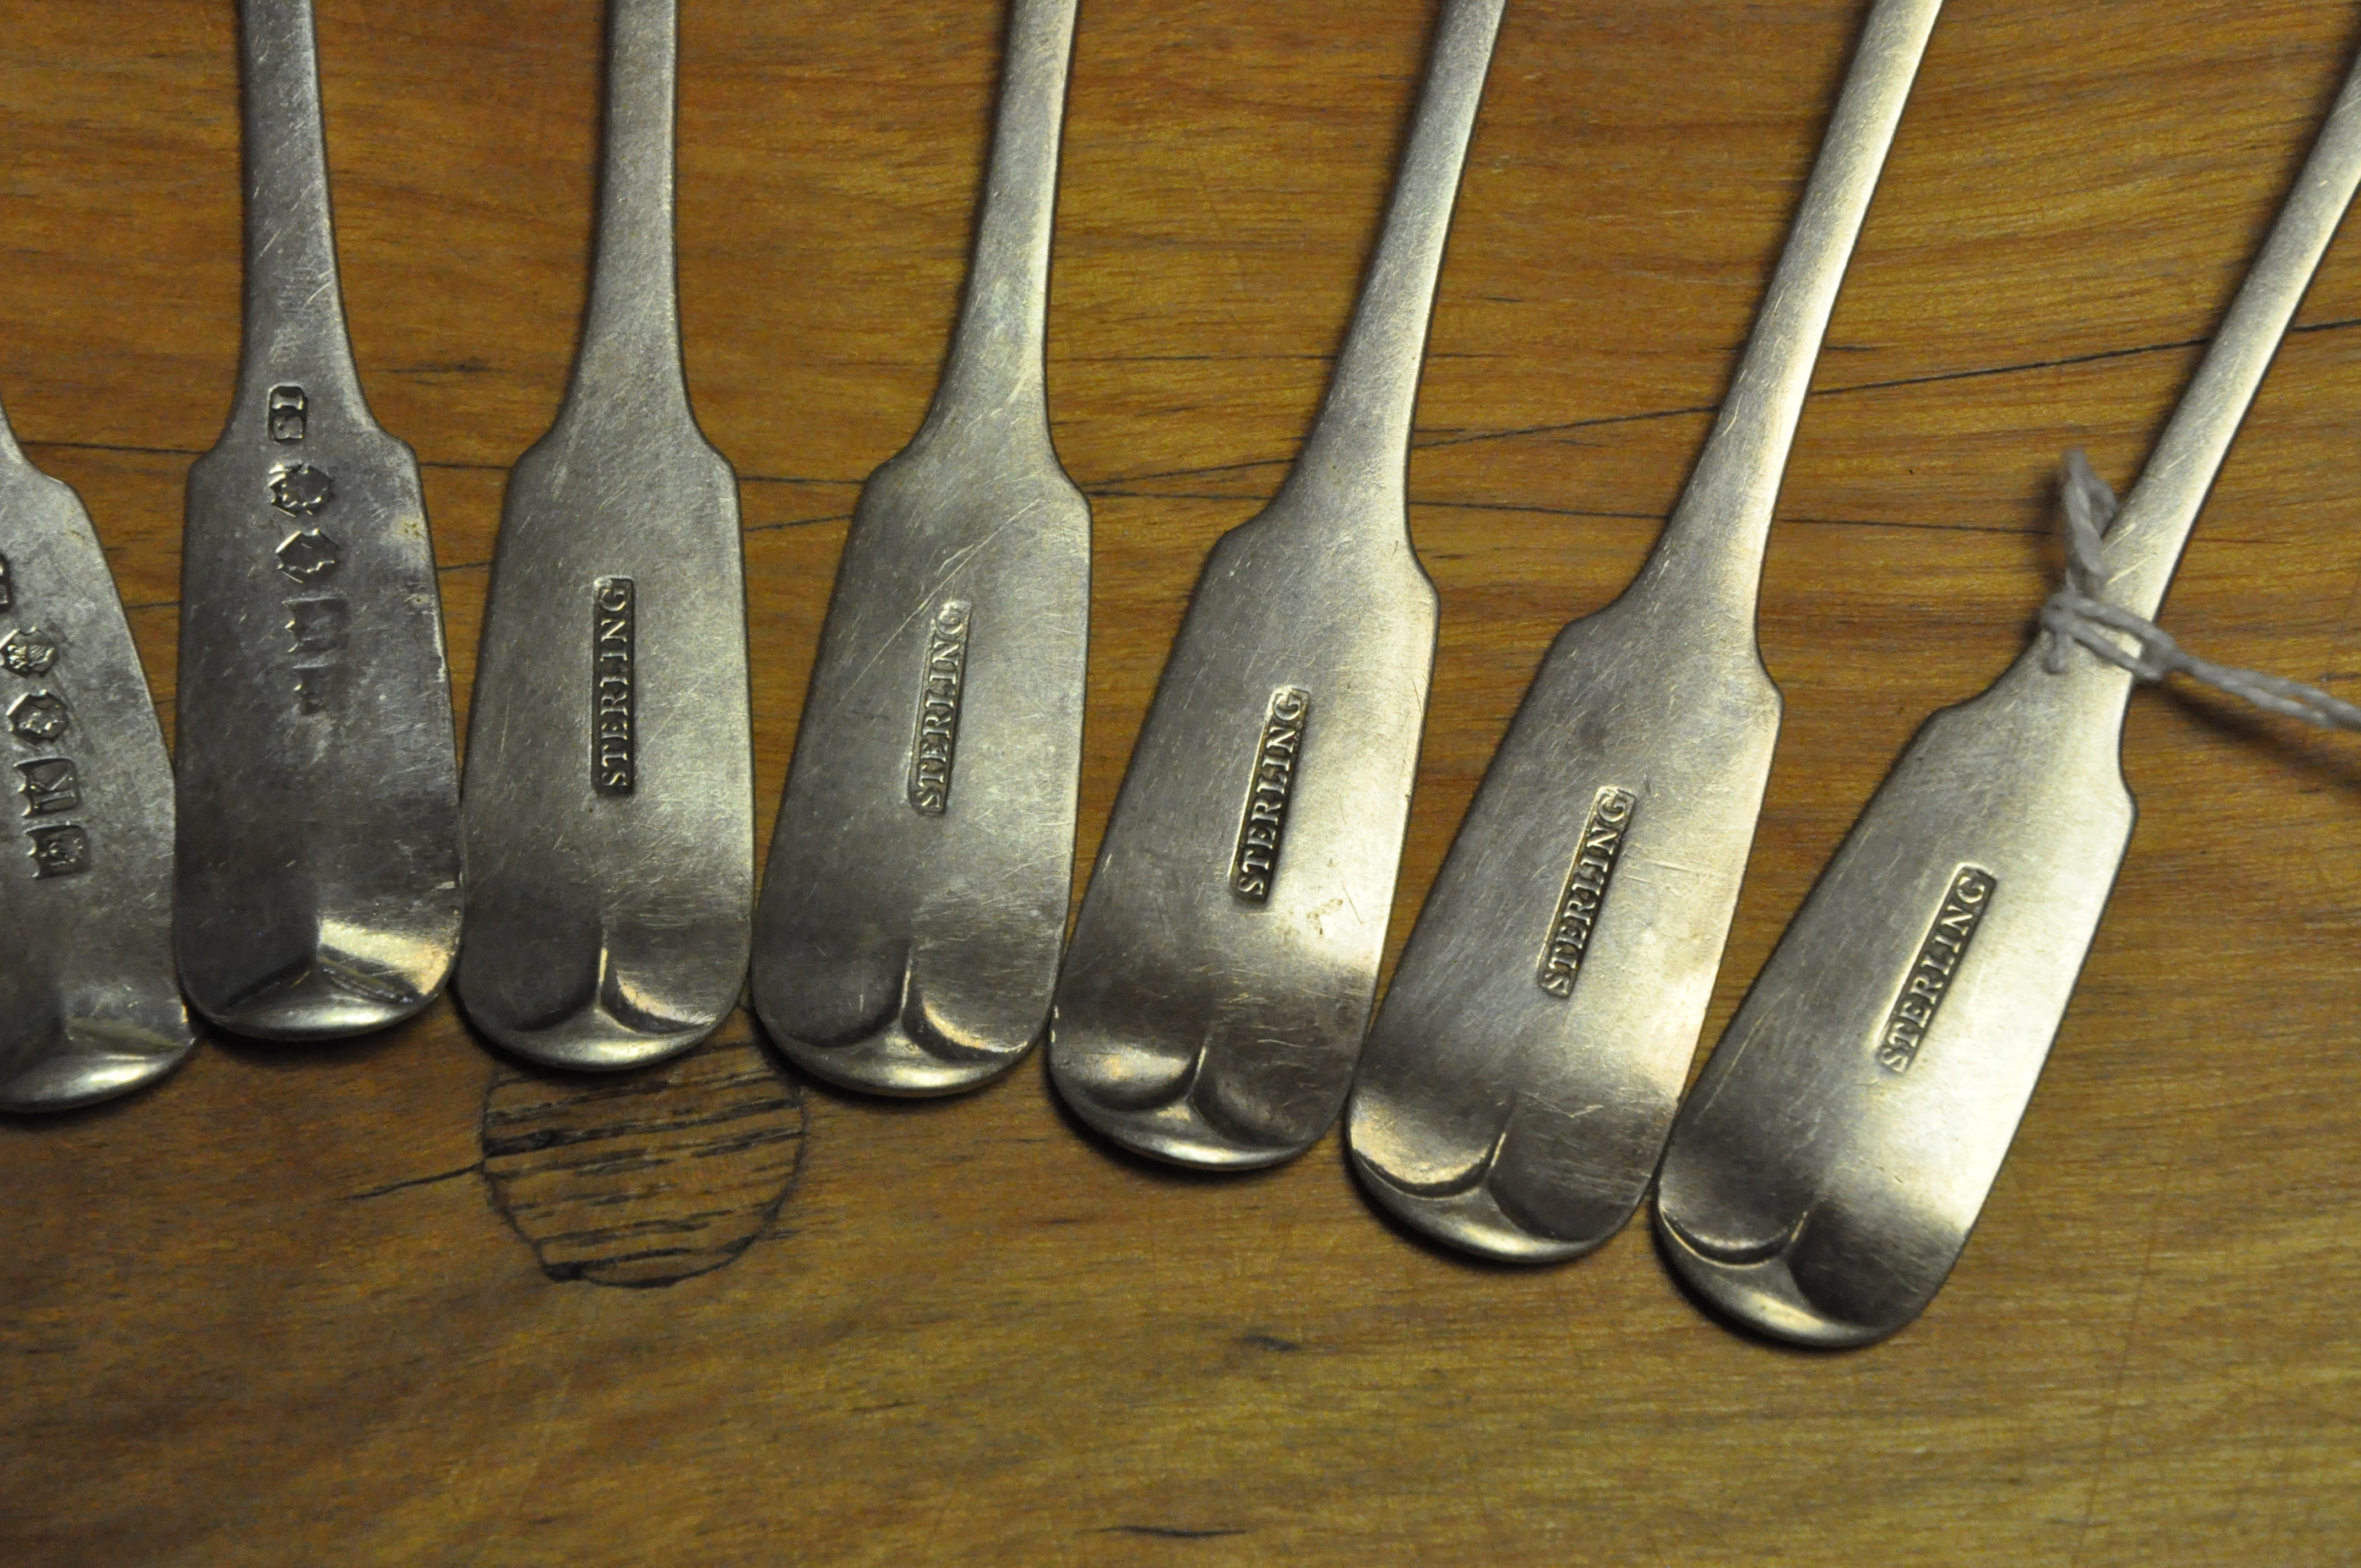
xmin=458 ymin=0 xmax=752 ymax=1071
xmin=752 ymin=0 xmax=1087 ymax=1097
xmin=0 ymin=398 xmax=193 ymax=1108
xmin=1656 ymin=45 xmax=2361 ymax=1346
xmin=1048 ymin=0 xmax=1506 ymax=1168
xmin=176 ymin=0 xmax=462 ymax=1040
xmin=1347 ymin=0 xmax=1945 ymax=1260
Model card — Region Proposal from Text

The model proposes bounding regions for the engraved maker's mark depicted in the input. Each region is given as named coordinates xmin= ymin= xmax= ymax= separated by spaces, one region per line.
xmin=1538 ymin=786 xmax=1637 ymax=998
xmin=16 ymin=758 xmax=80 ymax=816
xmin=1232 ymin=687 xmax=1310 ymax=902
xmin=260 ymin=391 xmax=349 ymax=716
xmin=593 ymin=578 xmax=637 ymax=796
xmin=907 ymin=600 xmax=973 ymax=815
xmin=1877 ymin=865 xmax=1997 ymax=1074
xmin=269 ymin=384 xmax=308 ymax=443
xmin=2 ymin=564 xmax=91 ymax=878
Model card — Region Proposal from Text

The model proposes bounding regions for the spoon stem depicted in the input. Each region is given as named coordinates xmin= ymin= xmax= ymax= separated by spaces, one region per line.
xmin=236 ymin=0 xmax=361 ymax=404
xmin=575 ymin=0 xmax=689 ymax=416
xmin=2103 ymin=57 xmax=2361 ymax=621
xmin=928 ymin=0 xmax=1080 ymax=441
xmin=1282 ymin=0 xmax=1505 ymax=517
xmin=1636 ymin=0 xmax=1942 ymax=628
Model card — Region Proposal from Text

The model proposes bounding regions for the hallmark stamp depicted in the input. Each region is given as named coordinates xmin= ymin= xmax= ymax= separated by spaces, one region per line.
xmin=1537 ymin=786 xmax=1638 ymax=998
xmin=276 ymin=529 xmax=340 ymax=582
xmin=14 ymin=758 xmax=79 ymax=816
xmin=1876 ymin=865 xmax=1998 ymax=1074
xmin=8 ymin=692 xmax=68 ymax=745
xmin=269 ymin=462 xmax=334 ymax=516
xmin=285 ymin=596 xmax=350 ymax=655
xmin=292 ymin=661 xmax=347 ymax=716
xmin=269 ymin=384 xmax=308 ymax=443
xmin=1 ymin=628 xmax=58 ymax=676
xmin=28 ymin=823 xmax=89 ymax=879
xmin=1231 ymin=686 xmax=1311 ymax=901
xmin=906 ymin=600 xmax=973 ymax=815
xmin=592 ymin=578 xmax=636 ymax=795
xmin=0 ymin=553 xmax=12 ymax=612
xmin=279 ymin=595 xmax=351 ymax=715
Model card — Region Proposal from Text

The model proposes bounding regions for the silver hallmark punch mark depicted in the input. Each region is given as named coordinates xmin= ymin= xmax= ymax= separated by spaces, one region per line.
xmin=593 ymin=576 xmax=637 ymax=796
xmin=906 ymin=600 xmax=973 ymax=815
xmin=1876 ymin=865 xmax=1995 ymax=1074
xmin=0 ymin=384 xmax=192 ymax=1104
xmin=1537 ymin=786 xmax=1636 ymax=998
xmin=16 ymin=758 xmax=81 ymax=816
xmin=1231 ymin=686 xmax=1311 ymax=902
xmin=269 ymin=384 xmax=307 ymax=443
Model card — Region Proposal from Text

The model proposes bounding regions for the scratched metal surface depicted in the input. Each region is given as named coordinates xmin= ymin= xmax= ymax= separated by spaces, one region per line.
xmin=2 ymin=1 xmax=2360 ymax=1562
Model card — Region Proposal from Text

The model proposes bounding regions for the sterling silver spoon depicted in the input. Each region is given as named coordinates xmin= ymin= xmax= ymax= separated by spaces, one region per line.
xmin=176 ymin=0 xmax=462 ymax=1039
xmin=752 ymin=0 xmax=1087 ymax=1097
xmin=1047 ymin=0 xmax=1506 ymax=1169
xmin=457 ymin=0 xmax=752 ymax=1070
xmin=1656 ymin=45 xmax=2361 ymax=1347
xmin=0 ymin=396 xmax=193 ymax=1108
xmin=1346 ymin=0 xmax=1944 ymax=1261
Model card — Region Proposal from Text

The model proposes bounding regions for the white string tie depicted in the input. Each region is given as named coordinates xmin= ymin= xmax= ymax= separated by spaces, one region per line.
xmin=2038 ymin=449 xmax=2361 ymax=732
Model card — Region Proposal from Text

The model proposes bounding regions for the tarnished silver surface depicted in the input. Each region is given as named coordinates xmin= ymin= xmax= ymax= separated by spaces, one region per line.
xmin=752 ymin=0 xmax=1087 ymax=1097
xmin=1347 ymin=0 xmax=1944 ymax=1260
xmin=176 ymin=0 xmax=461 ymax=1041
xmin=1047 ymin=0 xmax=1504 ymax=1168
xmin=457 ymin=0 xmax=752 ymax=1071
xmin=0 ymin=398 xmax=193 ymax=1109
xmin=1656 ymin=51 xmax=2361 ymax=1346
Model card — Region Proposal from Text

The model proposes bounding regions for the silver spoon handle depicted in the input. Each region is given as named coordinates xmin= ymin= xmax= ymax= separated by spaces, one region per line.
xmin=2106 ymin=60 xmax=2361 ymax=620
xmin=927 ymin=0 xmax=1080 ymax=440
xmin=1638 ymin=0 xmax=1942 ymax=627
xmin=574 ymin=0 xmax=689 ymax=417
xmin=1656 ymin=43 xmax=2361 ymax=1347
xmin=236 ymin=0 xmax=361 ymax=404
xmin=1284 ymin=0 xmax=1505 ymax=515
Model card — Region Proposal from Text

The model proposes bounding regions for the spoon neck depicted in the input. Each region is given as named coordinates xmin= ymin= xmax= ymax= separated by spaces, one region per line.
xmin=925 ymin=0 xmax=1079 ymax=447
xmin=1636 ymin=0 xmax=1941 ymax=635
xmin=573 ymin=0 xmax=692 ymax=420
xmin=234 ymin=0 xmax=364 ymax=411
xmin=2101 ymin=62 xmax=2361 ymax=620
xmin=1285 ymin=0 xmax=1504 ymax=505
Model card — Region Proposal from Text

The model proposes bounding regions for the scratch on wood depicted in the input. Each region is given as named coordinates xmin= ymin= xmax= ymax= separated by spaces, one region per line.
xmin=1101 ymin=1526 xmax=1253 ymax=1540
xmin=480 ymin=1019 xmax=807 ymax=1288
xmin=344 ymin=1163 xmax=483 ymax=1201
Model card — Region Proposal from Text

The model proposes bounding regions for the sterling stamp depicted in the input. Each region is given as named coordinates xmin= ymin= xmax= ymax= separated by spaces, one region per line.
xmin=906 ymin=599 xmax=973 ymax=816
xmin=1537 ymin=786 xmax=1638 ymax=998
xmin=1231 ymin=685 xmax=1311 ymax=902
xmin=1875 ymin=865 xmax=1996 ymax=1074
xmin=592 ymin=576 xmax=637 ymax=796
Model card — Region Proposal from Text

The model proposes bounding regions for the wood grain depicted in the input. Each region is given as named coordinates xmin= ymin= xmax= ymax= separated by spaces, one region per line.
xmin=4 ymin=1 xmax=2361 ymax=1562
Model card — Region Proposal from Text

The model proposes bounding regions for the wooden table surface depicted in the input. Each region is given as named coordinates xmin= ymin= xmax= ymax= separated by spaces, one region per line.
xmin=6 ymin=1 xmax=2361 ymax=1561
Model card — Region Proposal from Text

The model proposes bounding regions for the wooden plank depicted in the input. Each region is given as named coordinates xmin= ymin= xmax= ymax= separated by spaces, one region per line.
xmin=2 ymin=1 xmax=2359 ymax=1561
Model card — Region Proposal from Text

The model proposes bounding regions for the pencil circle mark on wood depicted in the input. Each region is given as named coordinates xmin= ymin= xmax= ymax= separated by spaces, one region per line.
xmin=479 ymin=1021 xmax=807 ymax=1288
